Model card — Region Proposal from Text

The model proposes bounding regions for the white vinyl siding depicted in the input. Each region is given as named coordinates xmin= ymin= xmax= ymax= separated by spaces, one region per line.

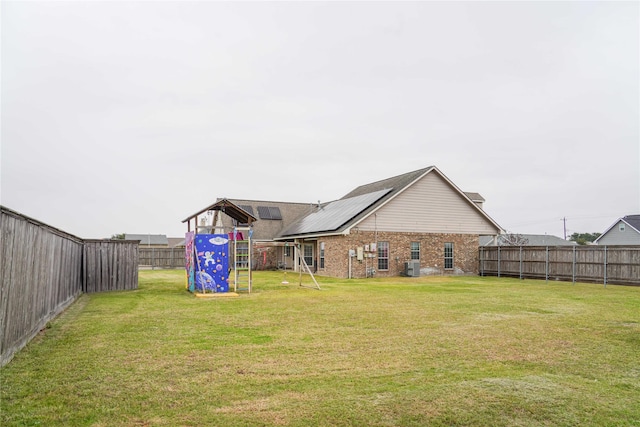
xmin=356 ymin=172 xmax=499 ymax=234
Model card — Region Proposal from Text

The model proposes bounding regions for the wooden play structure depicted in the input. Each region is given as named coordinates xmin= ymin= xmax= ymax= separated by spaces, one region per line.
xmin=231 ymin=226 xmax=252 ymax=292
xmin=277 ymin=242 xmax=320 ymax=290
xmin=182 ymin=199 xmax=320 ymax=294
xmin=182 ymin=199 xmax=257 ymax=295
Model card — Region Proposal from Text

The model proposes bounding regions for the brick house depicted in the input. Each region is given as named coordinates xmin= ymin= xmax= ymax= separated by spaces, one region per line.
xmin=189 ymin=166 xmax=503 ymax=278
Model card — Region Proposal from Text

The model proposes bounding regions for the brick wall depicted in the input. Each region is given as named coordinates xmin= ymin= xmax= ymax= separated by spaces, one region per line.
xmin=312 ymin=232 xmax=479 ymax=278
xmin=253 ymin=243 xmax=281 ymax=270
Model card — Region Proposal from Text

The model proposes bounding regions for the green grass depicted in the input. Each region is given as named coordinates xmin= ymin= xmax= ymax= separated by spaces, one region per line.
xmin=2 ymin=271 xmax=639 ymax=426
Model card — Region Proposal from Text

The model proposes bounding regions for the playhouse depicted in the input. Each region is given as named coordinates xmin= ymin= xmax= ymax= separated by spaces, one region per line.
xmin=182 ymin=199 xmax=257 ymax=295
xmin=182 ymin=198 xmax=320 ymax=295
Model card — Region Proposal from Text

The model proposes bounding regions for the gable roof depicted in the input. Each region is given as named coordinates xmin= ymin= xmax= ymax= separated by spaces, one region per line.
xmin=622 ymin=214 xmax=640 ymax=232
xmin=182 ymin=198 xmax=258 ymax=226
xmin=464 ymin=192 xmax=485 ymax=202
xmin=594 ymin=214 xmax=640 ymax=243
xmin=277 ymin=166 xmax=503 ymax=239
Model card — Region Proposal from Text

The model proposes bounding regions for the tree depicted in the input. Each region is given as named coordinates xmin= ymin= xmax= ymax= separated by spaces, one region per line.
xmin=111 ymin=233 xmax=126 ymax=240
xmin=499 ymin=233 xmax=529 ymax=246
xmin=569 ymin=232 xmax=601 ymax=245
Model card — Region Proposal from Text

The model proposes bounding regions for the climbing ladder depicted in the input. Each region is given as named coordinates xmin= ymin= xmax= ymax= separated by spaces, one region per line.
xmin=233 ymin=227 xmax=252 ymax=293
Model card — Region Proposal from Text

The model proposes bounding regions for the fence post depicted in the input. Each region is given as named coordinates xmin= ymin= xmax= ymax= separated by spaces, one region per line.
xmin=572 ymin=245 xmax=576 ymax=285
xmin=480 ymin=247 xmax=484 ymax=276
xmin=545 ymin=246 xmax=549 ymax=283
xmin=497 ymin=246 xmax=501 ymax=278
xmin=519 ymin=246 xmax=523 ymax=280
xmin=604 ymin=246 xmax=607 ymax=288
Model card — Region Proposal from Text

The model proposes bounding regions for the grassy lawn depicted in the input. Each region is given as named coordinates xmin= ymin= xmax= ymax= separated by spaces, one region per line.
xmin=1 ymin=271 xmax=639 ymax=426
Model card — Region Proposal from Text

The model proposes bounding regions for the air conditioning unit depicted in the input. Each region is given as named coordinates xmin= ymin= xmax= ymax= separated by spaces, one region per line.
xmin=404 ymin=261 xmax=420 ymax=277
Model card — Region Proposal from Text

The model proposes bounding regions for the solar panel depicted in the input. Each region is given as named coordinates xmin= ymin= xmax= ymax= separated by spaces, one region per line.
xmin=282 ymin=188 xmax=392 ymax=235
xmin=257 ymin=206 xmax=282 ymax=220
xmin=257 ymin=206 xmax=271 ymax=219
xmin=238 ymin=205 xmax=254 ymax=216
xmin=268 ymin=206 xmax=282 ymax=220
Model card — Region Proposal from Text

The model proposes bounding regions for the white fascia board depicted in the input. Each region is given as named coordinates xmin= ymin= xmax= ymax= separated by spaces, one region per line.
xmin=624 ymin=219 xmax=640 ymax=235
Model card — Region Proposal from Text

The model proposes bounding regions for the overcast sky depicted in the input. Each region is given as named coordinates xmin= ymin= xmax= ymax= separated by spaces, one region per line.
xmin=2 ymin=1 xmax=638 ymax=239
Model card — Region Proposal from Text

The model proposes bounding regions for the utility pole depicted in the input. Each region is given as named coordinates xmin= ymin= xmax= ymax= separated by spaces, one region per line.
xmin=561 ymin=217 xmax=567 ymax=240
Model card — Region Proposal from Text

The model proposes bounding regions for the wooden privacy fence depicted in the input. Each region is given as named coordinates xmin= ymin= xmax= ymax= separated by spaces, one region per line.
xmin=84 ymin=240 xmax=139 ymax=292
xmin=139 ymin=247 xmax=185 ymax=269
xmin=1 ymin=206 xmax=139 ymax=366
xmin=138 ymin=247 xmax=274 ymax=270
xmin=479 ymin=245 xmax=640 ymax=286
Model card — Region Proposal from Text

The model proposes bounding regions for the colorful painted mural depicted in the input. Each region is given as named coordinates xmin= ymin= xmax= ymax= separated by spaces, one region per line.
xmin=191 ymin=234 xmax=229 ymax=292
xmin=185 ymin=231 xmax=196 ymax=292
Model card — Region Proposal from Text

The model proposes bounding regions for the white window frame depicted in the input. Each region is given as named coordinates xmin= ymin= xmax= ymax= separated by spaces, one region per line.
xmin=303 ymin=244 xmax=314 ymax=268
xmin=444 ymin=243 xmax=454 ymax=270
xmin=411 ymin=242 xmax=420 ymax=260
xmin=377 ymin=241 xmax=389 ymax=270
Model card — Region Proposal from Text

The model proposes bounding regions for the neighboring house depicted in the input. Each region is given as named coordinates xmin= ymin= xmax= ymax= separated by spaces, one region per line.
xmin=167 ymin=237 xmax=186 ymax=248
xmin=594 ymin=215 xmax=640 ymax=245
xmin=188 ymin=166 xmax=503 ymax=278
xmin=479 ymin=234 xmax=577 ymax=247
xmin=125 ymin=234 xmax=169 ymax=248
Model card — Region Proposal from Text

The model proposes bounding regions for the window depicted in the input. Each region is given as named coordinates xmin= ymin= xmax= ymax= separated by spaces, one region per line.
xmin=619 ymin=223 xmax=626 ymax=232
xmin=444 ymin=243 xmax=454 ymax=269
xmin=319 ymin=243 xmax=325 ymax=269
xmin=284 ymin=245 xmax=291 ymax=257
xmin=411 ymin=242 xmax=420 ymax=260
xmin=303 ymin=244 xmax=314 ymax=267
xmin=378 ymin=241 xmax=389 ymax=270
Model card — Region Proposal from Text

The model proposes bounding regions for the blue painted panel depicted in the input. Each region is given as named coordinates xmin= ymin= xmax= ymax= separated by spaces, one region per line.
xmin=194 ymin=234 xmax=229 ymax=292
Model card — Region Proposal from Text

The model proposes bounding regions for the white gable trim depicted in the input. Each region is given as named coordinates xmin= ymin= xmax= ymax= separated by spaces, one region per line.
xmin=625 ymin=219 xmax=640 ymax=234
xmin=594 ymin=218 xmax=640 ymax=244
